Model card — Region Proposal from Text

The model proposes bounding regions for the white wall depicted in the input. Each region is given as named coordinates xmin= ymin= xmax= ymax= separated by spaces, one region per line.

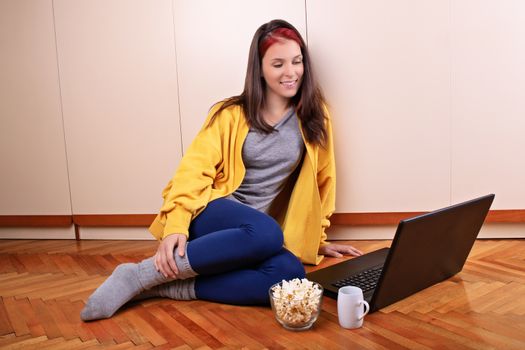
xmin=1 ymin=0 xmax=524 ymax=239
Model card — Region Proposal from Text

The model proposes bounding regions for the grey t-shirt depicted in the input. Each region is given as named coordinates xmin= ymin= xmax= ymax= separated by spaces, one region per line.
xmin=228 ymin=109 xmax=304 ymax=213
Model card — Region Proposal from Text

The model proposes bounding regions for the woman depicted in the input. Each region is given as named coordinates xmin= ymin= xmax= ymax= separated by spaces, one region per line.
xmin=81 ymin=19 xmax=362 ymax=321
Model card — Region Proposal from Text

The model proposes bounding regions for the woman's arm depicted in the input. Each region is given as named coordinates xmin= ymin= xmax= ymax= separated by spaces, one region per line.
xmin=158 ymin=106 xmax=225 ymax=239
xmin=154 ymin=105 xmax=227 ymax=277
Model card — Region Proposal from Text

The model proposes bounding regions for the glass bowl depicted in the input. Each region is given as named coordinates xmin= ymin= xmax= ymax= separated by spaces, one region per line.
xmin=269 ymin=279 xmax=323 ymax=331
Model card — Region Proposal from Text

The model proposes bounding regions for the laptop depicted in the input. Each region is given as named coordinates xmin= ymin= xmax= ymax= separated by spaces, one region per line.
xmin=306 ymin=194 xmax=495 ymax=312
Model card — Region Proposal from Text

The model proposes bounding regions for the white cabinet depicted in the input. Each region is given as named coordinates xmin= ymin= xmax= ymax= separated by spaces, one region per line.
xmin=0 ymin=1 xmax=523 ymax=240
xmin=307 ymin=0 xmax=451 ymax=212
xmin=0 ymin=0 xmax=72 ymax=216
xmin=451 ymin=0 xmax=525 ymax=209
xmin=53 ymin=0 xmax=182 ymax=215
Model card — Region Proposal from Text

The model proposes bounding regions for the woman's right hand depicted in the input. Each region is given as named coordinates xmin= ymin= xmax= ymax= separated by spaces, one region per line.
xmin=154 ymin=233 xmax=187 ymax=278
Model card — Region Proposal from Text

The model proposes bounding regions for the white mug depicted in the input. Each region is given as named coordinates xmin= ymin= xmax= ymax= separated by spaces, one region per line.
xmin=337 ymin=286 xmax=370 ymax=329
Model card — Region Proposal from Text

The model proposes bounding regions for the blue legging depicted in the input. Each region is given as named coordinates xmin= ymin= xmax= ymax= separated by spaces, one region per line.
xmin=185 ymin=198 xmax=305 ymax=305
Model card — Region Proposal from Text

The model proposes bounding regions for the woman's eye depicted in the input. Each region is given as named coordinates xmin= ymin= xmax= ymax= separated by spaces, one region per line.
xmin=273 ymin=64 xmax=283 ymax=68
xmin=293 ymin=61 xmax=302 ymax=65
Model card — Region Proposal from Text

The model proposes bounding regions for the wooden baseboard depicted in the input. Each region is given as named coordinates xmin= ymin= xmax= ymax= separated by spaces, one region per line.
xmin=72 ymin=214 xmax=156 ymax=227
xmin=332 ymin=209 xmax=525 ymax=225
xmin=0 ymin=215 xmax=72 ymax=227
xmin=1 ymin=210 xmax=524 ymax=228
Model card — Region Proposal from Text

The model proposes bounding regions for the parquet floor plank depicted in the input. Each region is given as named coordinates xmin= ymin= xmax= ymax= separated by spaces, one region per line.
xmin=408 ymin=311 xmax=494 ymax=350
xmin=193 ymin=304 xmax=268 ymax=349
xmin=17 ymin=297 xmax=46 ymax=338
xmin=0 ymin=254 xmax=15 ymax=274
xmin=378 ymin=310 xmax=476 ymax=350
xmin=0 ymin=272 xmax=21 ymax=283
xmin=171 ymin=345 xmax=193 ymax=350
xmin=425 ymin=310 xmax=524 ymax=348
xmin=1 ymin=334 xmax=48 ymax=349
xmin=95 ymin=317 xmax=132 ymax=345
xmin=468 ymin=259 xmax=525 ymax=283
xmin=56 ymin=290 xmax=96 ymax=304
xmin=41 ymin=337 xmax=85 ymax=350
xmin=0 ymin=334 xmax=30 ymax=348
xmin=0 ymin=238 xmax=523 ymax=349
xmin=28 ymin=298 xmax=63 ymax=339
xmin=312 ymin=312 xmax=381 ymax=350
xmin=7 ymin=254 xmax=27 ymax=274
xmin=229 ymin=307 xmax=295 ymax=350
xmin=174 ymin=303 xmax=227 ymax=349
xmin=0 ymin=297 xmax=14 ymax=336
xmin=22 ymin=274 xmax=103 ymax=300
xmin=429 ymin=311 xmax=525 ymax=350
xmin=79 ymin=254 xmax=111 ymax=276
xmin=360 ymin=313 xmax=434 ymax=350
xmin=320 ymin=303 xmax=404 ymax=350
xmin=44 ymin=299 xmax=78 ymax=340
xmin=385 ymin=279 xmax=457 ymax=314
xmin=15 ymin=253 xmax=44 ymax=274
xmin=139 ymin=304 xmax=188 ymax=348
xmin=124 ymin=304 xmax=168 ymax=347
xmin=112 ymin=310 xmax=152 ymax=346
xmin=56 ymin=299 xmax=97 ymax=343
xmin=56 ymin=254 xmax=89 ymax=277
xmin=212 ymin=304 xmax=295 ymax=350
xmin=83 ymin=317 xmax=118 ymax=345
xmin=34 ymin=252 xmax=61 ymax=275
xmin=67 ymin=339 xmax=102 ymax=349
xmin=91 ymin=254 xmax=119 ymax=272
xmin=0 ymin=273 xmax=56 ymax=295
xmin=101 ymin=253 xmax=126 ymax=269
xmin=2 ymin=296 xmax=30 ymax=336
xmin=157 ymin=303 xmax=215 ymax=349
xmin=32 ymin=336 xmax=73 ymax=350
xmin=255 ymin=306 xmax=332 ymax=350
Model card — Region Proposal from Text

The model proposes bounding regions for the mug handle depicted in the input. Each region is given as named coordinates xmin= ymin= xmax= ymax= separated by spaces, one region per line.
xmin=358 ymin=300 xmax=370 ymax=320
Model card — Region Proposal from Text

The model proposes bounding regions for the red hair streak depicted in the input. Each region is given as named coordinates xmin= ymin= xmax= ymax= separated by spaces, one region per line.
xmin=259 ymin=27 xmax=302 ymax=58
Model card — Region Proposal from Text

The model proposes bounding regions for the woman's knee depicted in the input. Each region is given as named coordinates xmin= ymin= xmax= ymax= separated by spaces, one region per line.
xmin=267 ymin=249 xmax=306 ymax=281
xmin=281 ymin=257 xmax=306 ymax=280
xmin=241 ymin=214 xmax=284 ymax=255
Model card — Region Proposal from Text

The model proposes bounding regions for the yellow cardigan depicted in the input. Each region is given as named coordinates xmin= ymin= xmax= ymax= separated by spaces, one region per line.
xmin=149 ymin=103 xmax=336 ymax=265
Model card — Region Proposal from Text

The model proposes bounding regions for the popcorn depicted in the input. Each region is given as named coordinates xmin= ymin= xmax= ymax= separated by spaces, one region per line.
xmin=270 ymin=278 xmax=323 ymax=327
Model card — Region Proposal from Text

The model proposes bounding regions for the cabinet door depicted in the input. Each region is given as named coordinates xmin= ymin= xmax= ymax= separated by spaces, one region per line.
xmin=307 ymin=0 xmax=451 ymax=212
xmin=173 ymin=0 xmax=306 ymax=151
xmin=451 ymin=0 xmax=525 ymax=209
xmin=54 ymin=0 xmax=182 ymax=215
xmin=0 ymin=0 xmax=71 ymax=216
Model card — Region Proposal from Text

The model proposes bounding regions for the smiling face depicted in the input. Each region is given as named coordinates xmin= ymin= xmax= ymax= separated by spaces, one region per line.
xmin=261 ymin=38 xmax=304 ymax=104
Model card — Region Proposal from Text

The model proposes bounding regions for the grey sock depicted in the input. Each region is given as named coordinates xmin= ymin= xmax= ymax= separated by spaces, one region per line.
xmin=80 ymin=244 xmax=197 ymax=321
xmin=174 ymin=245 xmax=198 ymax=280
xmin=132 ymin=278 xmax=197 ymax=301
xmin=80 ymin=257 xmax=169 ymax=321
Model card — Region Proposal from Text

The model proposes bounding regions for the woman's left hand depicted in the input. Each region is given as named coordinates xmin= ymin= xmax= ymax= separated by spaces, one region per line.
xmin=319 ymin=243 xmax=363 ymax=258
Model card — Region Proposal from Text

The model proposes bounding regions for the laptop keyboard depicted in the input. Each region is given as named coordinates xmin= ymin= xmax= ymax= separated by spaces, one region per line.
xmin=332 ymin=266 xmax=383 ymax=293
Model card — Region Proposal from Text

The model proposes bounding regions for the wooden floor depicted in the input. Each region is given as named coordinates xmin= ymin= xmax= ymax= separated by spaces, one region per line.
xmin=0 ymin=239 xmax=524 ymax=349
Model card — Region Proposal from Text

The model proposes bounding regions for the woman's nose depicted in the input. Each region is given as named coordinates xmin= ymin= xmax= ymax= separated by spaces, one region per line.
xmin=283 ymin=63 xmax=294 ymax=77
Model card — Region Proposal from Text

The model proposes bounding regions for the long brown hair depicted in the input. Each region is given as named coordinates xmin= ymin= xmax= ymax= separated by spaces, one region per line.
xmin=209 ymin=19 xmax=328 ymax=146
